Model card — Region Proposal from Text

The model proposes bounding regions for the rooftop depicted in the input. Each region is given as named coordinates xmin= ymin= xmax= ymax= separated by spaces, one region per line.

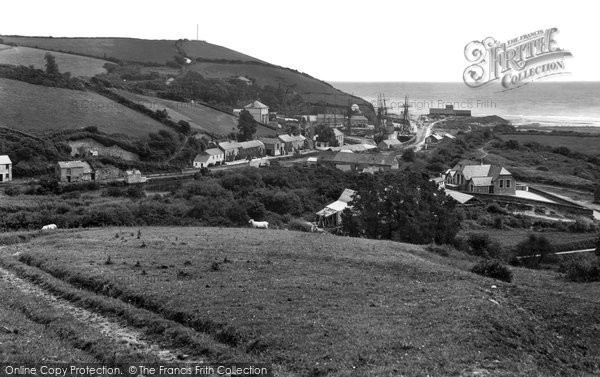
xmin=57 ymin=161 xmax=92 ymax=173
xmin=245 ymin=100 xmax=269 ymax=109
xmin=0 ymin=155 xmax=11 ymax=165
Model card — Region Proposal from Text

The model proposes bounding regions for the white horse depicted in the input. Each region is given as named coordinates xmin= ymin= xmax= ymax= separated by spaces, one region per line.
xmin=41 ymin=224 xmax=58 ymax=231
xmin=248 ymin=219 xmax=269 ymax=229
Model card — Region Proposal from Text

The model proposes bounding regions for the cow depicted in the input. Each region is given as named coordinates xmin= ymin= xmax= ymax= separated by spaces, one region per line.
xmin=248 ymin=219 xmax=269 ymax=229
xmin=41 ymin=224 xmax=58 ymax=231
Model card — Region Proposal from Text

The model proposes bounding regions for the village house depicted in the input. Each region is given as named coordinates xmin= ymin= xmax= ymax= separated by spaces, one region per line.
xmin=316 ymin=189 xmax=356 ymax=228
xmin=259 ymin=137 xmax=284 ymax=156
xmin=124 ymin=169 xmax=147 ymax=184
xmin=244 ymin=100 xmax=269 ymax=123
xmin=444 ymin=161 xmax=516 ymax=195
xmin=333 ymin=128 xmax=345 ymax=146
xmin=56 ymin=161 xmax=94 ymax=183
xmin=0 ymin=155 xmax=12 ymax=183
xmin=425 ymin=132 xmax=455 ymax=146
xmin=278 ymin=134 xmax=306 ymax=153
xmin=218 ymin=141 xmax=242 ymax=162
xmin=378 ymin=138 xmax=403 ymax=150
xmin=238 ymin=140 xmax=265 ymax=159
xmin=321 ymin=152 xmax=399 ymax=172
xmin=194 ymin=148 xmax=225 ymax=168
xmin=237 ymin=76 xmax=253 ymax=86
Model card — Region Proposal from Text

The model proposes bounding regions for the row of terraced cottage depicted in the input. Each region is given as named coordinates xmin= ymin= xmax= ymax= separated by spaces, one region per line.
xmin=192 ymin=135 xmax=307 ymax=168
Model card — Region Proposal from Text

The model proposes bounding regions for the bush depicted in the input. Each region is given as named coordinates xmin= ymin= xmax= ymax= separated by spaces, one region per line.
xmin=486 ymin=203 xmax=508 ymax=215
xmin=4 ymin=186 xmax=21 ymax=196
xmin=514 ymin=234 xmax=552 ymax=267
xmin=471 ymin=260 xmax=513 ymax=282
xmin=561 ymin=256 xmax=600 ymax=282
xmin=467 ymin=233 xmax=501 ymax=258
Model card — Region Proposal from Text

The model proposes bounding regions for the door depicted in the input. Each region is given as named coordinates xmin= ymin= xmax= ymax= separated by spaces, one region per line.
xmin=489 ymin=186 xmax=494 ymax=194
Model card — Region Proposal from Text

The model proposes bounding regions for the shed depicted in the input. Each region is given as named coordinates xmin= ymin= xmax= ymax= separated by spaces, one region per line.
xmin=316 ymin=189 xmax=357 ymax=228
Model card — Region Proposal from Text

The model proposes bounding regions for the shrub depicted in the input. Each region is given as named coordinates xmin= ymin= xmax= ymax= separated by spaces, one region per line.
xmin=561 ymin=256 xmax=600 ymax=282
xmin=471 ymin=260 xmax=513 ymax=282
xmin=514 ymin=234 xmax=552 ymax=267
xmin=467 ymin=233 xmax=501 ymax=257
xmin=4 ymin=186 xmax=21 ymax=196
xmin=486 ymin=203 xmax=508 ymax=215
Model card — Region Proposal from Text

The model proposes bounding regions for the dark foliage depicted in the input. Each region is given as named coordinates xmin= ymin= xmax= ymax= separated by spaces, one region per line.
xmin=471 ymin=260 xmax=513 ymax=282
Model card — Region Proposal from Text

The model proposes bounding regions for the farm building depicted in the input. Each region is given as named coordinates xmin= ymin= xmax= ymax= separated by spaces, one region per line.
xmin=444 ymin=189 xmax=483 ymax=206
xmin=260 ymin=137 xmax=284 ymax=156
xmin=218 ymin=141 xmax=242 ymax=161
xmin=444 ymin=161 xmax=515 ymax=195
xmin=236 ymin=76 xmax=253 ymax=86
xmin=194 ymin=148 xmax=225 ymax=168
xmin=316 ymin=189 xmax=357 ymax=228
xmin=328 ymin=144 xmax=377 ymax=153
xmin=245 ymin=100 xmax=269 ymax=123
xmin=378 ymin=138 xmax=403 ymax=150
xmin=124 ymin=169 xmax=147 ymax=184
xmin=238 ymin=140 xmax=266 ymax=159
xmin=0 ymin=155 xmax=12 ymax=183
xmin=320 ymin=152 xmax=399 ymax=172
xmin=278 ymin=134 xmax=306 ymax=153
xmin=56 ymin=161 xmax=94 ymax=183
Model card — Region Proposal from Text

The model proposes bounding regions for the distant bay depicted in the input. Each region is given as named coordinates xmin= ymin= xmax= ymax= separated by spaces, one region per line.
xmin=331 ymin=81 xmax=600 ymax=128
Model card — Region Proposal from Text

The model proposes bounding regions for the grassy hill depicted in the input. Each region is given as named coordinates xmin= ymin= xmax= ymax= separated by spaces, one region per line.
xmin=2 ymin=227 xmax=598 ymax=376
xmin=1 ymin=35 xmax=373 ymax=113
xmin=0 ymin=44 xmax=109 ymax=77
xmin=0 ymin=36 xmax=262 ymax=65
xmin=112 ymin=89 xmax=276 ymax=137
xmin=0 ymin=78 xmax=169 ymax=137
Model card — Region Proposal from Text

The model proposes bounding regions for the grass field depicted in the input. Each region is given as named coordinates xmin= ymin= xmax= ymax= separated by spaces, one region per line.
xmin=0 ymin=44 xmax=109 ymax=77
xmin=0 ymin=78 xmax=169 ymax=137
xmin=113 ymin=89 xmax=276 ymax=137
xmin=498 ymin=133 xmax=600 ymax=155
xmin=2 ymin=227 xmax=599 ymax=376
xmin=0 ymin=36 xmax=261 ymax=65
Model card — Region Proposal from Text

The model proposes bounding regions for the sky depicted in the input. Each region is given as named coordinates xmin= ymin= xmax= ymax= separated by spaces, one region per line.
xmin=1 ymin=0 xmax=596 ymax=82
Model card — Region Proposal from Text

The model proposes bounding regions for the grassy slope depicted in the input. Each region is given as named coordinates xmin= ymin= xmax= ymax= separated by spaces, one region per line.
xmin=0 ymin=78 xmax=169 ymax=137
xmin=0 ymin=44 xmax=109 ymax=77
xmin=112 ymin=89 xmax=276 ymax=137
xmin=0 ymin=36 xmax=262 ymax=65
xmin=497 ymin=134 xmax=600 ymax=156
xmin=187 ymin=62 xmax=371 ymax=110
xmin=5 ymin=227 xmax=600 ymax=376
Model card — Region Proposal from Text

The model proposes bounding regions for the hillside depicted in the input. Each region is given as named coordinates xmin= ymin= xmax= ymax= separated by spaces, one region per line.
xmin=1 ymin=227 xmax=598 ymax=376
xmin=187 ymin=61 xmax=371 ymax=110
xmin=112 ymin=89 xmax=276 ymax=137
xmin=1 ymin=35 xmax=373 ymax=113
xmin=0 ymin=78 xmax=169 ymax=137
xmin=0 ymin=44 xmax=109 ymax=77
xmin=0 ymin=36 xmax=261 ymax=64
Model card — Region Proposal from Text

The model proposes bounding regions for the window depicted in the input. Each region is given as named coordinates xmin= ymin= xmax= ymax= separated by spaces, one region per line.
xmin=506 ymin=179 xmax=511 ymax=188
xmin=5 ymin=164 xmax=8 ymax=169
xmin=66 ymin=168 xmax=72 ymax=175
xmin=499 ymin=180 xmax=504 ymax=188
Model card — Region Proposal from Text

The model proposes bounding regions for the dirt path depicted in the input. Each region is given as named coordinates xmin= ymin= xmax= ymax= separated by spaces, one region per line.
xmin=0 ymin=265 xmax=199 ymax=362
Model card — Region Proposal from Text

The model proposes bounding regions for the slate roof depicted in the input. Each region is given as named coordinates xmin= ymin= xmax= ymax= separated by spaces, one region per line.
xmin=57 ymin=161 xmax=92 ymax=173
xmin=324 ymin=152 xmax=397 ymax=167
xmin=470 ymin=177 xmax=494 ymax=186
xmin=239 ymin=140 xmax=265 ymax=149
xmin=245 ymin=100 xmax=268 ymax=109
xmin=218 ymin=141 xmax=242 ymax=150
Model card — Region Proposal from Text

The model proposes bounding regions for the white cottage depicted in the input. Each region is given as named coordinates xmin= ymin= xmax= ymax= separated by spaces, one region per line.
xmin=0 ymin=155 xmax=12 ymax=183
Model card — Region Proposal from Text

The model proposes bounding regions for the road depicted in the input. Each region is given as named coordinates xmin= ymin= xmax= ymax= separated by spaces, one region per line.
xmin=410 ymin=120 xmax=440 ymax=151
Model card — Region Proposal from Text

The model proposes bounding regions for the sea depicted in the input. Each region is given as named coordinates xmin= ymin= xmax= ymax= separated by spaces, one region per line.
xmin=330 ymin=82 xmax=600 ymax=128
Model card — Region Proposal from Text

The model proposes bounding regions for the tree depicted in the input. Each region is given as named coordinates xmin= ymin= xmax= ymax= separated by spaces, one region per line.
xmin=515 ymin=234 xmax=552 ymax=267
xmin=402 ymin=148 xmax=416 ymax=162
xmin=44 ymin=53 xmax=59 ymax=75
xmin=315 ymin=124 xmax=339 ymax=147
xmin=594 ymin=184 xmax=600 ymax=204
xmin=237 ymin=110 xmax=257 ymax=142
xmin=341 ymin=172 xmax=460 ymax=244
